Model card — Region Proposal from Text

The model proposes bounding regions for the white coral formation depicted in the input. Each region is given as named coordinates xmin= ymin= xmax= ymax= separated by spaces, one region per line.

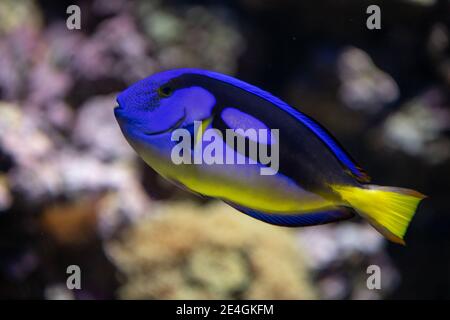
xmin=0 ymin=100 xmax=149 ymax=235
xmin=382 ymin=89 xmax=450 ymax=164
xmin=338 ymin=47 xmax=399 ymax=113
xmin=107 ymin=201 xmax=317 ymax=299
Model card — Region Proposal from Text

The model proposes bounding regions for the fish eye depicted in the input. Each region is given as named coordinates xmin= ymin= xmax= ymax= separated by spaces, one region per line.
xmin=158 ymin=85 xmax=173 ymax=98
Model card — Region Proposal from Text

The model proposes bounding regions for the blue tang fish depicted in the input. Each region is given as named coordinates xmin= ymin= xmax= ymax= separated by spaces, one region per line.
xmin=114 ymin=68 xmax=426 ymax=245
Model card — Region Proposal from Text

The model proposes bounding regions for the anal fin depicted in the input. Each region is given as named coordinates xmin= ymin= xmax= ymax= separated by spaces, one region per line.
xmin=224 ymin=201 xmax=355 ymax=227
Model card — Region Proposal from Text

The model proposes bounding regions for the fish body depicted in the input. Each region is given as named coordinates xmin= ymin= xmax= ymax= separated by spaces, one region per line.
xmin=115 ymin=68 xmax=425 ymax=244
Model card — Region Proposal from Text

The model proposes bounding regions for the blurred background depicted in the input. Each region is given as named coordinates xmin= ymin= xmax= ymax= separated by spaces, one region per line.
xmin=0 ymin=0 xmax=449 ymax=299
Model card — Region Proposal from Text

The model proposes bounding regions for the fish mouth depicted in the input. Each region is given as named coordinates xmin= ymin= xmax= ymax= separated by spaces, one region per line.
xmin=114 ymin=105 xmax=124 ymax=120
xmin=144 ymin=111 xmax=186 ymax=136
xmin=114 ymin=104 xmax=125 ymax=115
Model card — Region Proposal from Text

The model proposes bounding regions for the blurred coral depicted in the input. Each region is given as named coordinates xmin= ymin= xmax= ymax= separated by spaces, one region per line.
xmin=107 ymin=201 xmax=317 ymax=299
xmin=0 ymin=174 xmax=12 ymax=211
xmin=136 ymin=1 xmax=245 ymax=73
xmin=40 ymin=196 xmax=102 ymax=246
xmin=338 ymin=47 xmax=400 ymax=113
xmin=380 ymin=88 xmax=450 ymax=164
xmin=0 ymin=0 xmax=42 ymax=35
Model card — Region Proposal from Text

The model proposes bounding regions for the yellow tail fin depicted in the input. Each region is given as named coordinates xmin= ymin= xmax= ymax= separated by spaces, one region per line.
xmin=331 ymin=185 xmax=426 ymax=245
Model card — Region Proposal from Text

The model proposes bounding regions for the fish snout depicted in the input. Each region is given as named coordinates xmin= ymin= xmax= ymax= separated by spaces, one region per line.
xmin=114 ymin=102 xmax=126 ymax=120
xmin=114 ymin=98 xmax=125 ymax=118
xmin=114 ymin=93 xmax=129 ymax=120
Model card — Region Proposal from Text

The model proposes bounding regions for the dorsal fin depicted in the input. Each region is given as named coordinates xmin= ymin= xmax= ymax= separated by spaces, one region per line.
xmin=285 ymin=108 xmax=370 ymax=182
xmin=176 ymin=68 xmax=370 ymax=182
